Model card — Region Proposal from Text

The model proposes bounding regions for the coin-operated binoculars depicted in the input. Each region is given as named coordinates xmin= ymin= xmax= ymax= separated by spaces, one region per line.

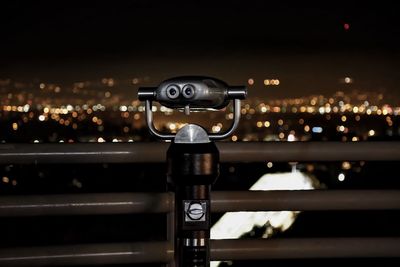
xmin=138 ymin=76 xmax=246 ymax=267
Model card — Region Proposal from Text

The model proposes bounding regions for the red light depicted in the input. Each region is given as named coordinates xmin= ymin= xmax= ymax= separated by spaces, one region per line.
xmin=344 ymin=23 xmax=350 ymax=30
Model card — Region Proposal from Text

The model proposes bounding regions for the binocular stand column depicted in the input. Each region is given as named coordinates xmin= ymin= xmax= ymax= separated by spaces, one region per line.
xmin=167 ymin=142 xmax=219 ymax=267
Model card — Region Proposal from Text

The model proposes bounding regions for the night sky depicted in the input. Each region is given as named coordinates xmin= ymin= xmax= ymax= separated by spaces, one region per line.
xmin=1 ymin=1 xmax=400 ymax=100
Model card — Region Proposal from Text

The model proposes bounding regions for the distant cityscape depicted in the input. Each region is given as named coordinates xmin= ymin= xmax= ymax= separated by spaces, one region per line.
xmin=1 ymin=77 xmax=399 ymax=144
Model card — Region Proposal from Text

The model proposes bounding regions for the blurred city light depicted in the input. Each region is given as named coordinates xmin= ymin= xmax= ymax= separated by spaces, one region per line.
xmin=211 ymin=171 xmax=316 ymax=267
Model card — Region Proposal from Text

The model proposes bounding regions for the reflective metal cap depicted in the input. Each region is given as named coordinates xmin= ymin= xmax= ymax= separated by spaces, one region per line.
xmin=174 ymin=124 xmax=210 ymax=144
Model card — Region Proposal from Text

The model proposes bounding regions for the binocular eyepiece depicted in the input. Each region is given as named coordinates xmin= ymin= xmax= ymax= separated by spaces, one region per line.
xmin=138 ymin=76 xmax=247 ymax=110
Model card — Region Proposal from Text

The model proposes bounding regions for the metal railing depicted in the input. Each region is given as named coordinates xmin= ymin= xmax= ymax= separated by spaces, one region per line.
xmin=1 ymin=142 xmax=400 ymax=163
xmin=0 ymin=142 xmax=400 ymax=266
xmin=1 ymin=238 xmax=400 ymax=266
xmin=1 ymin=190 xmax=400 ymax=217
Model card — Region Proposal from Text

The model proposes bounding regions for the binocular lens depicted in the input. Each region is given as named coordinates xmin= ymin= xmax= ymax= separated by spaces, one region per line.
xmin=166 ymin=85 xmax=180 ymax=99
xmin=182 ymin=84 xmax=195 ymax=99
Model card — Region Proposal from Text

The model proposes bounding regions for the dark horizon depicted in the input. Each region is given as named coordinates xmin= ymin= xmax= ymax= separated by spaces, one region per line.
xmin=1 ymin=1 xmax=400 ymax=100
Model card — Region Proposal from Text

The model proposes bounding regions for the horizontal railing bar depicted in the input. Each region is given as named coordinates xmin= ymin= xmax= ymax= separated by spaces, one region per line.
xmin=1 ymin=238 xmax=399 ymax=265
xmin=1 ymin=190 xmax=399 ymax=216
xmin=0 ymin=241 xmax=174 ymax=266
xmin=212 ymin=190 xmax=400 ymax=212
xmin=220 ymin=142 xmax=400 ymax=162
xmin=1 ymin=142 xmax=400 ymax=164
xmin=0 ymin=193 xmax=173 ymax=216
xmin=210 ymin=238 xmax=400 ymax=260
xmin=0 ymin=143 xmax=167 ymax=164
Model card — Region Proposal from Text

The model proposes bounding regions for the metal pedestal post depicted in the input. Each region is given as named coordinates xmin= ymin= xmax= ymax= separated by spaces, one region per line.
xmin=138 ymin=76 xmax=246 ymax=266
xmin=167 ymin=142 xmax=219 ymax=267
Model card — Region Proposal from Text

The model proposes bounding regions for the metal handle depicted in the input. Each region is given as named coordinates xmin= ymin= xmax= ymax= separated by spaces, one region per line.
xmin=145 ymin=100 xmax=175 ymax=140
xmin=145 ymin=99 xmax=241 ymax=141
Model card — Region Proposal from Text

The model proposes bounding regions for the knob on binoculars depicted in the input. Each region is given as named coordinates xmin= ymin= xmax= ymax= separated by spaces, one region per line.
xmin=138 ymin=76 xmax=247 ymax=140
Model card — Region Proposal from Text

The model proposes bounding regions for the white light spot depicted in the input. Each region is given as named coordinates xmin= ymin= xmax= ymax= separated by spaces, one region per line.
xmin=344 ymin=77 xmax=352 ymax=84
xmin=368 ymin=129 xmax=375 ymax=136
xmin=212 ymin=125 xmax=221 ymax=133
xmin=312 ymin=126 xmax=323 ymax=133
xmin=169 ymin=123 xmax=176 ymax=131
xmin=23 ymin=104 xmax=30 ymax=112
xmin=287 ymin=134 xmax=295 ymax=142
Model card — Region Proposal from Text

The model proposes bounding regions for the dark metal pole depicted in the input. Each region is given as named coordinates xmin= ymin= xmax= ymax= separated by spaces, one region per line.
xmin=0 ymin=143 xmax=168 ymax=164
xmin=167 ymin=142 xmax=220 ymax=267
xmin=211 ymin=238 xmax=400 ymax=260
xmin=211 ymin=190 xmax=400 ymax=212
xmin=1 ymin=238 xmax=400 ymax=265
xmin=218 ymin=142 xmax=400 ymax=162
xmin=0 ymin=242 xmax=173 ymax=266
xmin=166 ymin=209 xmax=176 ymax=267
xmin=0 ymin=192 xmax=173 ymax=216
xmin=1 ymin=190 xmax=400 ymax=217
xmin=1 ymin=142 xmax=400 ymax=164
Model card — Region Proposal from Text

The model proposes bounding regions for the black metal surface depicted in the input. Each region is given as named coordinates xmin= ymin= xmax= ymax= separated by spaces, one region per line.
xmin=0 ymin=190 xmax=399 ymax=217
xmin=0 ymin=193 xmax=173 ymax=216
xmin=211 ymin=190 xmax=400 ymax=212
xmin=0 ymin=242 xmax=174 ymax=266
xmin=0 ymin=143 xmax=167 ymax=164
xmin=167 ymin=142 xmax=220 ymax=185
xmin=167 ymin=142 xmax=220 ymax=267
xmin=219 ymin=142 xmax=400 ymax=162
xmin=210 ymin=238 xmax=400 ymax=260
xmin=1 ymin=142 xmax=400 ymax=164
xmin=1 ymin=238 xmax=399 ymax=265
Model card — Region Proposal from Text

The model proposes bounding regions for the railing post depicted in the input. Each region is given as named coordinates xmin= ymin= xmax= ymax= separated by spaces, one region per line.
xmin=166 ymin=209 xmax=176 ymax=267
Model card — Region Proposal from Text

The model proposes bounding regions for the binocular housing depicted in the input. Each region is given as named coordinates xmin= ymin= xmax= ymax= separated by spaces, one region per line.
xmin=138 ymin=76 xmax=246 ymax=110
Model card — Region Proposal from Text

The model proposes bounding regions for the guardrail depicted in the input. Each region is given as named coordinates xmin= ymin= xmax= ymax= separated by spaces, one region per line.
xmin=0 ymin=142 xmax=399 ymax=266
xmin=1 ymin=190 xmax=400 ymax=216
xmin=1 ymin=238 xmax=400 ymax=266
xmin=1 ymin=142 xmax=400 ymax=163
